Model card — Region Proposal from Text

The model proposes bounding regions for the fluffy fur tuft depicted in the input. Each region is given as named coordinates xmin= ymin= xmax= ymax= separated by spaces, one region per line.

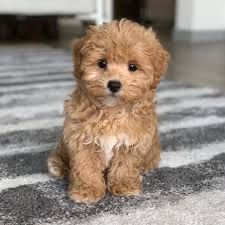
xmin=48 ymin=19 xmax=169 ymax=203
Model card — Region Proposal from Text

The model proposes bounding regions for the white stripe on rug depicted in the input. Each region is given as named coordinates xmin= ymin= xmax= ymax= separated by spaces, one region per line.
xmin=0 ymin=90 xmax=69 ymax=104
xmin=0 ymin=58 xmax=70 ymax=67
xmin=0 ymin=173 xmax=54 ymax=192
xmin=160 ymin=115 xmax=225 ymax=133
xmin=0 ymin=74 xmax=72 ymax=84
xmin=160 ymin=141 xmax=225 ymax=168
xmin=0 ymin=118 xmax=63 ymax=134
xmin=0 ymin=143 xmax=56 ymax=157
xmin=0 ymin=67 xmax=72 ymax=78
xmin=0 ymin=102 xmax=63 ymax=118
xmin=1 ymin=85 xmax=72 ymax=99
xmin=0 ymin=81 xmax=73 ymax=92
xmin=0 ymin=62 xmax=72 ymax=72
xmin=157 ymin=87 xmax=217 ymax=100
xmin=158 ymin=97 xmax=225 ymax=114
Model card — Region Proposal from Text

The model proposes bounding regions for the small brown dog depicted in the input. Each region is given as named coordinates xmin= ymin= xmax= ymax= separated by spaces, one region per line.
xmin=48 ymin=19 xmax=169 ymax=203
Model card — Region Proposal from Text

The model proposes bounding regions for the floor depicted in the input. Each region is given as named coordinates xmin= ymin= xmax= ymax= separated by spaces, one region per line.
xmin=166 ymin=40 xmax=225 ymax=91
xmin=1 ymin=45 xmax=225 ymax=225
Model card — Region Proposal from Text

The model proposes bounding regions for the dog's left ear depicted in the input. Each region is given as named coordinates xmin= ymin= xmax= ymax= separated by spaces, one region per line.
xmin=148 ymin=29 xmax=170 ymax=89
xmin=150 ymin=38 xmax=169 ymax=89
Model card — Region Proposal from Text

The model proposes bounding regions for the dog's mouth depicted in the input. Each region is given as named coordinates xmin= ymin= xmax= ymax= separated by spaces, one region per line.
xmin=109 ymin=92 xmax=118 ymax=97
xmin=102 ymin=94 xmax=119 ymax=107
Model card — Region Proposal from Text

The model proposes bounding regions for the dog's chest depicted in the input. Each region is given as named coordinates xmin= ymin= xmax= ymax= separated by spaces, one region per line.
xmin=98 ymin=133 xmax=130 ymax=166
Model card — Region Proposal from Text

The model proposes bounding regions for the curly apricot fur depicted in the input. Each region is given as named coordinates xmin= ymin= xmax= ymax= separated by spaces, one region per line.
xmin=48 ymin=19 xmax=169 ymax=203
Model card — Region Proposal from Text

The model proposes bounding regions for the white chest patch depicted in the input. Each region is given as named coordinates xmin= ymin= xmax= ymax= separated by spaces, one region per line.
xmin=98 ymin=133 xmax=130 ymax=167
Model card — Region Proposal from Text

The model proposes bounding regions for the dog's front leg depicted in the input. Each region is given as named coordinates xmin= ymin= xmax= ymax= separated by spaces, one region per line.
xmin=68 ymin=145 xmax=106 ymax=203
xmin=107 ymin=147 xmax=144 ymax=196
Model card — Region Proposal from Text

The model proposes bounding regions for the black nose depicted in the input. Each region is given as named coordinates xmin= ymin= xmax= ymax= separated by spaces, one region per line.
xmin=107 ymin=80 xmax=121 ymax=93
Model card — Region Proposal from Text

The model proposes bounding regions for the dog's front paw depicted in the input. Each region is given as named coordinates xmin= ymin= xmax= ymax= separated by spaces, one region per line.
xmin=68 ymin=185 xmax=106 ymax=203
xmin=108 ymin=176 xmax=142 ymax=196
xmin=109 ymin=184 xmax=142 ymax=196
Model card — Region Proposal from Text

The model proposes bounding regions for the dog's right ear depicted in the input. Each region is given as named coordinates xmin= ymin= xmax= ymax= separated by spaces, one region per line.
xmin=71 ymin=38 xmax=87 ymax=78
xmin=72 ymin=38 xmax=83 ymax=67
xmin=72 ymin=37 xmax=92 ymax=77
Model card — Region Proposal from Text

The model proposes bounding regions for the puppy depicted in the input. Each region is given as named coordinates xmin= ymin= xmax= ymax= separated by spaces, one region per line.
xmin=48 ymin=19 xmax=169 ymax=203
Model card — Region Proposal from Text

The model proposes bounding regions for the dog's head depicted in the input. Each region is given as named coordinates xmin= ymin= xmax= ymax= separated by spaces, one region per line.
xmin=73 ymin=19 xmax=169 ymax=106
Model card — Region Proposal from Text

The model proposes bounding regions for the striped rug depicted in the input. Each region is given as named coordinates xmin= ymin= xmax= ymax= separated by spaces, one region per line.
xmin=0 ymin=45 xmax=224 ymax=225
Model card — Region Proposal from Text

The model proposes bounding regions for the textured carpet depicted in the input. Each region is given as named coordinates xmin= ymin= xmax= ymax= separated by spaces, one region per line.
xmin=0 ymin=46 xmax=225 ymax=225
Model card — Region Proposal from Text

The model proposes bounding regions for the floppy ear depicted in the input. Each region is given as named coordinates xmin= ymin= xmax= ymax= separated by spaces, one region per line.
xmin=71 ymin=36 xmax=93 ymax=78
xmin=151 ymin=44 xmax=170 ymax=88
xmin=151 ymin=44 xmax=169 ymax=89
xmin=71 ymin=38 xmax=84 ymax=77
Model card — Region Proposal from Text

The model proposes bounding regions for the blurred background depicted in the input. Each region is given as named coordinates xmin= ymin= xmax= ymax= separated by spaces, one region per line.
xmin=0 ymin=0 xmax=225 ymax=90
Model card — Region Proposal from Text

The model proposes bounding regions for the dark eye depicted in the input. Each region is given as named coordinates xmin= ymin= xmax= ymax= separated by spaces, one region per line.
xmin=98 ymin=59 xmax=107 ymax=69
xmin=128 ymin=64 xmax=137 ymax=72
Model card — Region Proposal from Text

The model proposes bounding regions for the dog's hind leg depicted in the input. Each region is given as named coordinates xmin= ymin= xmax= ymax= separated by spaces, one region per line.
xmin=48 ymin=138 xmax=69 ymax=179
